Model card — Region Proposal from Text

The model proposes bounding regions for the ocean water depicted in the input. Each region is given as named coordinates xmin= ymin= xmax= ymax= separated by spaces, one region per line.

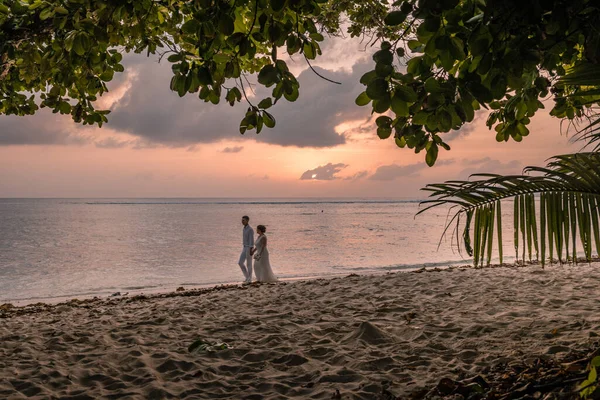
xmin=1 ymin=198 xmax=508 ymax=304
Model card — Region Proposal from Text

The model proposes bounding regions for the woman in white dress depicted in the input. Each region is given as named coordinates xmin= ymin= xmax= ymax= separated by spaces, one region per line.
xmin=251 ymin=225 xmax=277 ymax=283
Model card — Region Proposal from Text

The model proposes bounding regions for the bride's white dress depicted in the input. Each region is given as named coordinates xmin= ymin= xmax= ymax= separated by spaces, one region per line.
xmin=253 ymin=234 xmax=277 ymax=283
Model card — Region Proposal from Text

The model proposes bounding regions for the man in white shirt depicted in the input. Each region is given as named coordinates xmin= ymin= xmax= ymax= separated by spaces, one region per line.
xmin=239 ymin=215 xmax=254 ymax=283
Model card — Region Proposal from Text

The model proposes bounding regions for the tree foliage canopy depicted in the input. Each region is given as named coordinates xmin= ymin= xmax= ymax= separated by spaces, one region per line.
xmin=1 ymin=0 xmax=600 ymax=165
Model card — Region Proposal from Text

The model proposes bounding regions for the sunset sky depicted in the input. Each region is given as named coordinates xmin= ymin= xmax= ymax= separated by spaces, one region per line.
xmin=0 ymin=35 xmax=581 ymax=199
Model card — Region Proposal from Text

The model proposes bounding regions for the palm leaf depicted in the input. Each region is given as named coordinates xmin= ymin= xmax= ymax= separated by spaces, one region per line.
xmin=418 ymin=153 xmax=600 ymax=266
xmin=559 ymin=64 xmax=600 ymax=86
xmin=559 ymin=63 xmax=600 ymax=152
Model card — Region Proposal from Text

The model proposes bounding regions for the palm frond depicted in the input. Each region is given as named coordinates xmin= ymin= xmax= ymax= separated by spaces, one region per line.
xmin=559 ymin=64 xmax=600 ymax=86
xmin=419 ymin=153 xmax=600 ymax=267
xmin=559 ymin=63 xmax=600 ymax=151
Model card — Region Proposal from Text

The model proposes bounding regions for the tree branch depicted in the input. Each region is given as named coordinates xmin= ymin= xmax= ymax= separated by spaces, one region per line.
xmin=304 ymin=56 xmax=341 ymax=85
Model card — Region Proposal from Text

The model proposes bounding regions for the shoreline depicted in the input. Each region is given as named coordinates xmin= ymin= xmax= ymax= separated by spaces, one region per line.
xmin=3 ymin=257 xmax=598 ymax=313
xmin=0 ymin=261 xmax=472 ymax=307
xmin=3 ymin=263 xmax=600 ymax=398
xmin=0 ymin=262 xmax=534 ymax=315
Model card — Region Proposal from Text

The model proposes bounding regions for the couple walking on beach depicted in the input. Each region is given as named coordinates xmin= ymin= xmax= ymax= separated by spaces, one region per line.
xmin=238 ymin=215 xmax=277 ymax=283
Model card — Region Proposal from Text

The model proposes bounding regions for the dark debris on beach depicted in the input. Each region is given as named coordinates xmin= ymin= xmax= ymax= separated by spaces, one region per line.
xmin=402 ymin=345 xmax=600 ymax=400
xmin=323 ymin=346 xmax=599 ymax=400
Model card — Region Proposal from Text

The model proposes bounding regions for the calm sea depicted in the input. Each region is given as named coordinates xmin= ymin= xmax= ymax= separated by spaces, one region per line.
xmin=0 ymin=198 xmax=513 ymax=304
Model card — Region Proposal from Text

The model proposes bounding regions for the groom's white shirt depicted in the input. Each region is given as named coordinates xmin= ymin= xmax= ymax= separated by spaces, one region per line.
xmin=239 ymin=224 xmax=254 ymax=281
xmin=243 ymin=225 xmax=254 ymax=247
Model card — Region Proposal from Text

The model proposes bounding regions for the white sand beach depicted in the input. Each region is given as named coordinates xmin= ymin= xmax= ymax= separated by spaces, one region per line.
xmin=2 ymin=264 xmax=600 ymax=399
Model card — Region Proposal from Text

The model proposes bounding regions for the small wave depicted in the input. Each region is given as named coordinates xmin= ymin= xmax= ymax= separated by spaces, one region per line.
xmin=121 ymin=285 xmax=161 ymax=290
xmin=330 ymin=260 xmax=467 ymax=272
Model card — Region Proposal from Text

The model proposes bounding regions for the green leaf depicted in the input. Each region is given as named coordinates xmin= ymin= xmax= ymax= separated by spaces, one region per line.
xmin=213 ymin=54 xmax=230 ymax=64
xmin=373 ymin=97 xmax=391 ymax=113
xmin=423 ymin=17 xmax=441 ymax=33
xmin=258 ymin=98 xmax=273 ymax=109
xmin=373 ymin=50 xmax=393 ymax=65
xmin=413 ymin=111 xmax=429 ymax=125
xmin=424 ymin=78 xmax=441 ymax=93
xmin=283 ymin=85 xmax=299 ymax=102
xmin=59 ymin=102 xmax=71 ymax=114
xmin=391 ymin=94 xmax=409 ymax=117
xmin=218 ymin=14 xmax=235 ymax=35
xmin=394 ymin=86 xmax=418 ymax=102
xmin=366 ymin=78 xmax=389 ymax=101
xmin=425 ymin=142 xmax=438 ymax=166
xmin=355 ymin=92 xmax=371 ymax=106
xmin=263 ymin=111 xmax=276 ymax=128
xmin=515 ymin=102 xmax=528 ymax=120
xmin=196 ymin=67 xmax=213 ymax=86
xmin=408 ymin=40 xmax=423 ymax=51
xmin=256 ymin=114 xmax=264 ymax=134
xmin=72 ymin=33 xmax=86 ymax=56
xmin=240 ymin=117 xmax=249 ymax=134
xmin=99 ymin=70 xmax=114 ymax=82
xmin=437 ymin=109 xmax=452 ymax=131
xmin=257 ymin=65 xmax=279 ymax=86
xmin=310 ymin=32 xmax=324 ymax=41
xmin=28 ymin=2 xmax=43 ymax=10
xmin=467 ymin=82 xmax=493 ymax=104
xmin=377 ymin=126 xmax=392 ymax=139
xmin=39 ymin=7 xmax=55 ymax=20
xmin=270 ymin=0 xmax=286 ymax=12
xmin=395 ymin=135 xmax=406 ymax=148
xmin=449 ymin=37 xmax=465 ymax=60
xmin=376 ymin=63 xmax=394 ymax=77
xmin=181 ymin=19 xmax=200 ymax=34
xmin=384 ymin=11 xmax=407 ymax=26
xmin=462 ymin=99 xmax=475 ymax=122
xmin=376 ymin=116 xmax=392 ymax=127
xmin=303 ymin=42 xmax=316 ymax=59
xmin=286 ymin=36 xmax=301 ymax=55
xmin=360 ymin=70 xmax=377 ymax=85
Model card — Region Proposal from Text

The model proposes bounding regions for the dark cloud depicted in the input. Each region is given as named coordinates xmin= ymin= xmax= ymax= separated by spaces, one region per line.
xmin=0 ymin=112 xmax=90 ymax=146
xmin=222 ymin=146 xmax=244 ymax=153
xmin=369 ymin=159 xmax=455 ymax=181
xmin=247 ymin=173 xmax=270 ymax=180
xmin=103 ymin=52 xmax=373 ymax=148
xmin=462 ymin=156 xmax=493 ymax=165
xmin=442 ymin=119 xmax=479 ymax=142
xmin=435 ymin=110 xmax=486 ymax=143
xmin=344 ymin=170 xmax=369 ymax=180
xmin=459 ymin=158 xmax=522 ymax=178
xmin=434 ymin=159 xmax=456 ymax=167
xmin=0 ymin=59 xmax=136 ymax=146
xmin=1 ymin=51 xmax=372 ymax=148
xmin=95 ymin=136 xmax=131 ymax=149
xmin=300 ymin=163 xmax=347 ymax=180
xmin=369 ymin=163 xmax=427 ymax=181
